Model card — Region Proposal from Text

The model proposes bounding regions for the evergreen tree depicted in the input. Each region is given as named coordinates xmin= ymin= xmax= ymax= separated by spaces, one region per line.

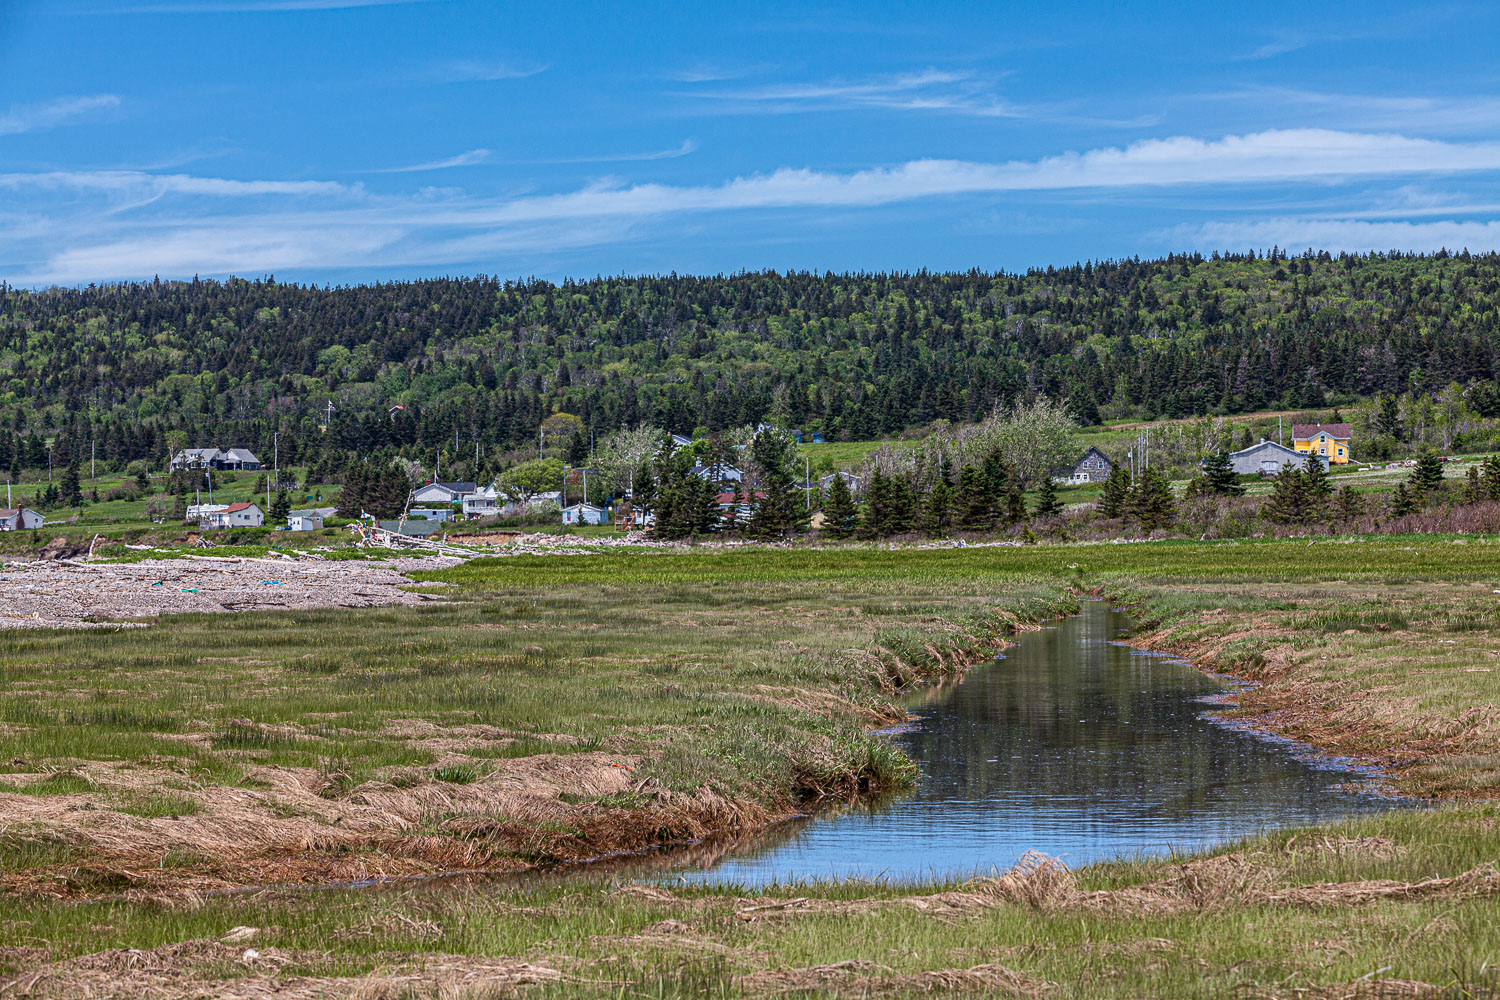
xmin=821 ymin=474 xmax=857 ymax=539
xmin=858 ymin=470 xmax=904 ymax=538
xmin=920 ymin=477 xmax=952 ymax=535
xmin=746 ymin=427 xmax=803 ymax=540
xmin=1129 ymin=467 xmax=1177 ymax=531
xmin=60 ymin=461 xmax=82 ymax=508
xmin=1098 ymin=465 xmax=1132 ymax=518
xmin=1464 ymin=465 xmax=1484 ymax=504
xmin=1388 ymin=481 xmax=1419 ymax=517
xmin=954 ymin=465 xmax=990 ymax=531
xmin=1302 ymin=456 xmax=1334 ymax=506
xmin=1030 ymin=473 xmax=1063 ymax=519
xmin=1485 ymin=455 xmax=1500 ymax=502
xmin=1410 ymin=451 xmax=1445 ymax=495
xmin=1200 ymin=450 xmax=1245 ymax=496
xmin=1374 ymin=393 xmax=1404 ymax=441
xmin=1002 ymin=470 xmax=1027 ymax=526
xmin=886 ymin=475 xmax=918 ymax=535
xmin=270 ymin=489 xmax=291 ymax=523
xmin=1263 ymin=463 xmax=1310 ymax=523
xmin=1333 ymin=485 xmax=1364 ymax=523
xmin=135 ymin=468 xmax=150 ymax=496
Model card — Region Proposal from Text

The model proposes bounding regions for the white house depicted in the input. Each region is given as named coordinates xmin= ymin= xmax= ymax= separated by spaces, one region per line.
xmin=408 ymin=507 xmax=454 ymax=522
xmin=561 ymin=502 xmax=607 ymax=525
xmin=0 ymin=507 xmax=43 ymax=531
xmin=411 ymin=481 xmax=477 ymax=505
xmin=170 ymin=448 xmax=222 ymax=471
xmin=287 ymin=513 xmax=323 ymax=531
xmin=204 ymin=502 xmax=264 ymax=528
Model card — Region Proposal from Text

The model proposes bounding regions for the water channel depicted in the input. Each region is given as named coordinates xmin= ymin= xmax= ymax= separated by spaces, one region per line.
xmin=654 ymin=601 xmax=1396 ymax=885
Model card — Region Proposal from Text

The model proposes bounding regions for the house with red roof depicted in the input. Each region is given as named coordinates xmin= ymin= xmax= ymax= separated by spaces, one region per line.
xmin=203 ymin=501 xmax=264 ymax=529
xmin=1292 ymin=423 xmax=1351 ymax=465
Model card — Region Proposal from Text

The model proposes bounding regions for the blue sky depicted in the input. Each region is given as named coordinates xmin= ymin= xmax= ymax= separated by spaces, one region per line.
xmin=3 ymin=0 xmax=1500 ymax=286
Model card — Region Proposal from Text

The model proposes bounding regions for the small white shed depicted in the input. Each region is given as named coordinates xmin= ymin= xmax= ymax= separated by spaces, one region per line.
xmin=561 ymin=503 xmax=607 ymax=526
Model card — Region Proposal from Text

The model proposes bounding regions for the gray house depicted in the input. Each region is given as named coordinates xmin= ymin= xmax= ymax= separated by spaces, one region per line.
xmin=1226 ymin=440 xmax=1327 ymax=475
xmin=1057 ymin=446 xmax=1113 ymax=485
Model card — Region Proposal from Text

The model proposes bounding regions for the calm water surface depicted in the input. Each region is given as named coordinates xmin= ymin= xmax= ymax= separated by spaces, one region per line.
xmin=666 ymin=601 xmax=1394 ymax=885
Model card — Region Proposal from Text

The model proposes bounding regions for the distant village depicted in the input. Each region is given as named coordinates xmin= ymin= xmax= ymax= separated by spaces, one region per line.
xmin=0 ymin=422 xmax=1369 ymax=538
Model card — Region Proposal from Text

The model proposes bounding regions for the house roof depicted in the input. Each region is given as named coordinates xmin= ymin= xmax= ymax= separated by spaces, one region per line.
xmin=1072 ymin=446 xmax=1111 ymax=466
xmin=175 ymin=447 xmax=220 ymax=459
xmin=1292 ymin=423 xmax=1351 ymax=440
xmin=0 ymin=508 xmax=27 ymax=518
xmin=562 ymin=502 xmax=605 ymax=512
xmin=420 ymin=481 xmax=476 ymax=493
xmin=714 ymin=491 xmax=767 ymax=503
xmin=220 ymin=502 xmax=261 ymax=514
xmin=1228 ymin=439 xmax=1301 ymax=458
xmin=220 ymin=447 xmax=261 ymax=463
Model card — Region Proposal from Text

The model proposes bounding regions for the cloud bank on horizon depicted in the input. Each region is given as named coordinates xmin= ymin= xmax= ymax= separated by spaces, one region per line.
xmin=3 ymin=1 xmax=1500 ymax=285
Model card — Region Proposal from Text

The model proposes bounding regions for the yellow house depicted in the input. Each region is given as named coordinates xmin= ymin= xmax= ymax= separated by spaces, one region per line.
xmin=1292 ymin=423 xmax=1351 ymax=464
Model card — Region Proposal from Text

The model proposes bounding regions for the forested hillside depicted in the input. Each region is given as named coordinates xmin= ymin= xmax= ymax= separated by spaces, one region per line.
xmin=3 ymin=248 xmax=1500 ymax=477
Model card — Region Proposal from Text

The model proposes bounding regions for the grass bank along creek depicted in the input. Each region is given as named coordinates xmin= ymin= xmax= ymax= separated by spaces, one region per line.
xmin=3 ymin=538 xmax=1500 ymax=996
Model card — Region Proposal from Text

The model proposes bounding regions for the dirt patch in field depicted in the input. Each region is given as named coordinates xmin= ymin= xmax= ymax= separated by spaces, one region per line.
xmin=737 ymin=959 xmax=1053 ymax=996
xmin=0 ymin=556 xmax=458 ymax=629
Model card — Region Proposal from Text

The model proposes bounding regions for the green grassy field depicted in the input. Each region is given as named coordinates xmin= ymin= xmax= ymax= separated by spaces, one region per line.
xmin=3 ymin=537 xmax=1500 ymax=996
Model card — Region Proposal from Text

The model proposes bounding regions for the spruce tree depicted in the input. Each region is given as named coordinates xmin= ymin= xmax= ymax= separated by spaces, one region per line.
xmin=1098 ymin=465 xmax=1132 ymax=518
xmin=1003 ymin=471 xmax=1027 ymax=526
xmin=1486 ymin=455 xmax=1500 ymax=502
xmin=1389 ymin=481 xmax=1419 ymax=517
xmin=135 ymin=468 xmax=150 ymax=496
xmin=60 ymin=461 xmax=82 ymax=507
xmin=270 ymin=489 xmax=291 ymax=523
xmin=1410 ymin=451 xmax=1445 ymax=494
xmin=954 ymin=465 xmax=989 ymax=531
xmin=1333 ymin=485 xmax=1364 ymax=523
xmin=1301 ymin=456 xmax=1333 ymax=517
xmin=1464 ymin=465 xmax=1484 ymax=504
xmin=1263 ymin=463 xmax=1310 ymax=523
xmin=886 ymin=475 xmax=918 ymax=535
xmin=921 ymin=477 xmax=952 ymax=535
xmin=1031 ymin=473 xmax=1063 ymax=519
xmin=1129 ymin=467 xmax=1178 ymax=532
xmin=856 ymin=470 xmax=889 ymax=539
xmin=821 ymin=474 xmax=857 ymax=539
xmin=1201 ymin=450 xmax=1245 ymax=496
xmin=746 ymin=428 xmax=803 ymax=540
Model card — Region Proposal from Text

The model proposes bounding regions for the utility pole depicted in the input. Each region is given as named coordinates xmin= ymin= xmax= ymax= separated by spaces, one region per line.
xmin=805 ymin=455 xmax=811 ymax=510
xmin=90 ymin=440 xmax=95 ymax=481
xmin=206 ymin=468 xmax=212 ymax=505
xmin=47 ymin=446 xmax=52 ymax=483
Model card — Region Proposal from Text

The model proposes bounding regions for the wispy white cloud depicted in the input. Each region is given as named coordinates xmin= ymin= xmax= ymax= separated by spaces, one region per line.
xmin=10 ymin=128 xmax=1500 ymax=284
xmin=1207 ymin=86 xmax=1500 ymax=131
xmin=426 ymin=59 xmax=548 ymax=83
xmin=0 ymin=170 xmax=351 ymax=197
xmin=519 ymin=140 xmax=700 ymax=165
xmin=679 ymin=69 xmax=1030 ymax=119
xmin=1160 ymin=217 xmax=1500 ymax=254
xmin=0 ymin=95 xmax=120 ymax=136
xmin=371 ymin=149 xmax=491 ymax=173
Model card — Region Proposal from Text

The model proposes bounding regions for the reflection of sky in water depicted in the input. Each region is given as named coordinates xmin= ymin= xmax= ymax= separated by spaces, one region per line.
xmin=672 ymin=601 xmax=1397 ymax=886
